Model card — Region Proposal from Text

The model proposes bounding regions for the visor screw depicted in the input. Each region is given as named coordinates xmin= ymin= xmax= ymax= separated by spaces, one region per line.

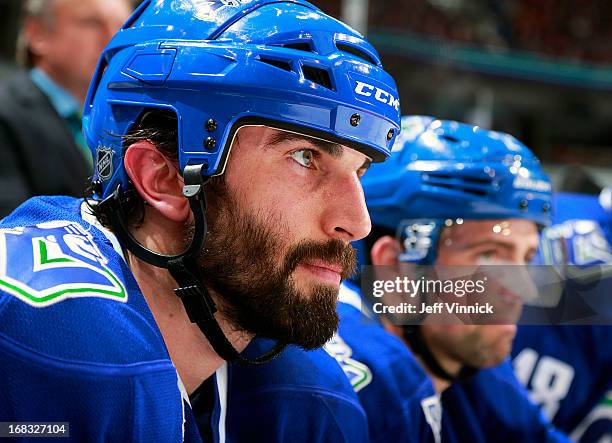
xmin=387 ymin=128 xmax=395 ymax=141
xmin=543 ymin=202 xmax=551 ymax=213
xmin=205 ymin=119 xmax=217 ymax=132
xmin=204 ymin=137 xmax=216 ymax=150
xmin=350 ymin=113 xmax=361 ymax=127
xmin=519 ymin=199 xmax=528 ymax=210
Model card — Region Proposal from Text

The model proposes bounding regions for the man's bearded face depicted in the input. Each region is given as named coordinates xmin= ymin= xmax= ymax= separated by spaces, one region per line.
xmin=190 ymin=181 xmax=357 ymax=350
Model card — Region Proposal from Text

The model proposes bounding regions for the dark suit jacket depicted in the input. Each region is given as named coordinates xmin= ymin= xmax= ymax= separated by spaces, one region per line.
xmin=0 ymin=70 xmax=91 ymax=217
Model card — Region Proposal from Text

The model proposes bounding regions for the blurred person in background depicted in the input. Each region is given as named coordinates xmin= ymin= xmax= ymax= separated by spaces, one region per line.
xmin=336 ymin=116 xmax=569 ymax=442
xmin=0 ymin=1 xmax=21 ymax=80
xmin=0 ymin=0 xmax=132 ymax=217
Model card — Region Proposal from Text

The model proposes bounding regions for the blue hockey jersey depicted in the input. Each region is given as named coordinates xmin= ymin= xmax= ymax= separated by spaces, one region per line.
xmin=513 ymin=192 xmax=612 ymax=443
xmin=335 ymin=283 xmax=570 ymax=443
xmin=225 ymin=338 xmax=369 ymax=443
xmin=0 ymin=196 xmax=223 ymax=442
xmin=513 ymin=326 xmax=611 ymax=442
xmin=330 ymin=283 xmax=440 ymax=443
xmin=222 ymin=283 xmax=436 ymax=443
xmin=442 ymin=360 xmax=570 ymax=443
xmin=223 ymin=279 xmax=570 ymax=443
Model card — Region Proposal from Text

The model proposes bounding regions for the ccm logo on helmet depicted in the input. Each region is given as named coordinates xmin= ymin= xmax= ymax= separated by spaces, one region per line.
xmin=354 ymin=81 xmax=400 ymax=111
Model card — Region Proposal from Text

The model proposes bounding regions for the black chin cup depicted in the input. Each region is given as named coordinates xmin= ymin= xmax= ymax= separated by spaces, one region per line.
xmin=403 ymin=325 xmax=478 ymax=382
xmin=98 ymin=164 xmax=285 ymax=364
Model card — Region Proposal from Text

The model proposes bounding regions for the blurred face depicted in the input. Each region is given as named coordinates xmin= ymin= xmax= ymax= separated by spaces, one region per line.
xmin=435 ymin=219 xmax=540 ymax=266
xmin=28 ymin=0 xmax=132 ymax=102
xmin=192 ymin=126 xmax=372 ymax=349
xmin=424 ymin=219 xmax=539 ymax=368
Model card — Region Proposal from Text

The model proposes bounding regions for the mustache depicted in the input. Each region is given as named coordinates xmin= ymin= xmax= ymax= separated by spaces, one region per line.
xmin=283 ymin=239 xmax=357 ymax=280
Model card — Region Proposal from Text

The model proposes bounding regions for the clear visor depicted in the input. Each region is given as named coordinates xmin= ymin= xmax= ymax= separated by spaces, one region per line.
xmin=396 ymin=217 xmax=566 ymax=266
xmin=393 ymin=217 xmax=566 ymax=310
xmin=362 ymin=218 xmax=610 ymax=324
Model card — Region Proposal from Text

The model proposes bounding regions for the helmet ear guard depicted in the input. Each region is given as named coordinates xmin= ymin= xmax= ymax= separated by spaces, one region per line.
xmin=85 ymin=1 xmax=401 ymax=364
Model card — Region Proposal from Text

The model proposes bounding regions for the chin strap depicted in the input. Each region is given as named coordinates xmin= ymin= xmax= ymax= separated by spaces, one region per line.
xmin=98 ymin=164 xmax=285 ymax=364
xmin=403 ymin=326 xmax=478 ymax=382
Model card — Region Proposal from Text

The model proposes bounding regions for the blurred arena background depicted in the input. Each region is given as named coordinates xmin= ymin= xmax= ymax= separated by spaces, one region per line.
xmin=0 ymin=0 xmax=609 ymax=190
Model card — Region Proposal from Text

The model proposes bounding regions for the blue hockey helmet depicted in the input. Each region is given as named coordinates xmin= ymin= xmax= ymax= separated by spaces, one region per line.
xmin=84 ymin=0 xmax=402 ymax=200
xmin=362 ymin=116 xmax=553 ymax=264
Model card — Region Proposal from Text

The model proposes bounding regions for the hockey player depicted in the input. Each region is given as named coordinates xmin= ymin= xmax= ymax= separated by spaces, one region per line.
xmin=0 ymin=1 xmax=401 ymax=441
xmin=512 ymin=192 xmax=612 ymax=442
xmin=337 ymin=116 xmax=570 ymax=442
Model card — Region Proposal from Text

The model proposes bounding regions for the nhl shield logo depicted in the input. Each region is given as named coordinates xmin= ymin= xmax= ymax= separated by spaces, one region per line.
xmin=96 ymin=148 xmax=114 ymax=181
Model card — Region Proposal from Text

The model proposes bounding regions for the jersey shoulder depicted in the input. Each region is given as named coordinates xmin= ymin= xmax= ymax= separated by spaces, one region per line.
xmin=335 ymin=282 xmax=432 ymax=393
xmin=230 ymin=337 xmax=362 ymax=405
xmin=442 ymin=361 xmax=570 ymax=443
xmin=227 ymin=338 xmax=368 ymax=443
xmin=0 ymin=196 xmax=169 ymax=367
xmin=0 ymin=197 xmax=191 ymax=442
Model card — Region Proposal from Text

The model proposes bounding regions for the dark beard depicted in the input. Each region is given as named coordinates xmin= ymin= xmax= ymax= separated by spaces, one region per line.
xmin=187 ymin=182 xmax=357 ymax=350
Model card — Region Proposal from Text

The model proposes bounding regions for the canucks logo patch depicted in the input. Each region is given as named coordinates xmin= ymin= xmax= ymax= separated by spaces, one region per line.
xmin=324 ymin=333 xmax=372 ymax=392
xmin=0 ymin=221 xmax=127 ymax=307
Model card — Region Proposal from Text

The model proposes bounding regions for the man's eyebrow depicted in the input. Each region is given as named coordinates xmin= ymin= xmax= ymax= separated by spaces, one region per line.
xmin=458 ymin=237 xmax=538 ymax=253
xmin=268 ymin=131 xmax=343 ymax=158
xmin=459 ymin=238 xmax=515 ymax=251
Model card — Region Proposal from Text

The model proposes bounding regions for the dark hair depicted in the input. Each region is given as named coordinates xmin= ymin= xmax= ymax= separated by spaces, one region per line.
xmin=89 ymin=109 xmax=179 ymax=229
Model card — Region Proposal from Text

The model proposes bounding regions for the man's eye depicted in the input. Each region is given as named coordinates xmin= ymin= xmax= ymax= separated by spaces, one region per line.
xmin=478 ymin=250 xmax=495 ymax=260
xmin=290 ymin=149 xmax=315 ymax=168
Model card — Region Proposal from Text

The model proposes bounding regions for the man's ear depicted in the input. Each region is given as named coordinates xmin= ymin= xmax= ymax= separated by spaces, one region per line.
xmin=123 ymin=140 xmax=190 ymax=223
xmin=370 ymin=235 xmax=401 ymax=266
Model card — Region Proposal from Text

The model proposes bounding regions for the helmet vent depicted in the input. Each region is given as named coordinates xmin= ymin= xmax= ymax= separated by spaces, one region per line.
xmin=430 ymin=182 xmax=488 ymax=197
xmin=424 ymin=172 xmax=493 ymax=197
xmin=336 ymin=42 xmax=377 ymax=66
xmin=258 ymin=57 xmax=293 ymax=72
xmin=277 ymin=42 xmax=315 ymax=53
xmin=440 ymin=135 xmax=460 ymax=143
xmin=302 ymin=65 xmax=333 ymax=90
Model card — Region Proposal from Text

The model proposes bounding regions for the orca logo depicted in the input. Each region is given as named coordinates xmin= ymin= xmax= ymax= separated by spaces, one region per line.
xmin=354 ymin=81 xmax=400 ymax=111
